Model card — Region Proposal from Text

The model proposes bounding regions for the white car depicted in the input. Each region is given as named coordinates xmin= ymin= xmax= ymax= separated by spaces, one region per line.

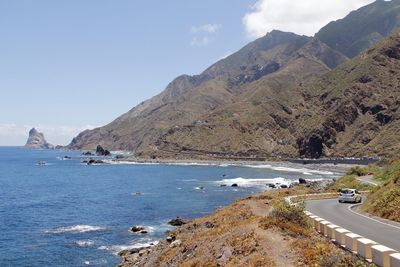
xmin=338 ymin=188 xmax=362 ymax=203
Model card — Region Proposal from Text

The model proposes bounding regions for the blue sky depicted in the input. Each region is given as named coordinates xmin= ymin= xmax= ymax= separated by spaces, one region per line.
xmin=0 ymin=0 xmax=376 ymax=145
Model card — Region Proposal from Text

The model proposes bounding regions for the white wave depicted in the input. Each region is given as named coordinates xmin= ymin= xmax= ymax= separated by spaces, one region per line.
xmin=215 ymin=177 xmax=291 ymax=188
xmin=194 ymin=186 xmax=205 ymax=190
xmin=75 ymin=240 xmax=95 ymax=247
xmin=110 ymin=150 xmax=132 ymax=155
xmin=83 ymin=259 xmax=107 ymax=265
xmin=99 ymin=240 xmax=159 ymax=255
xmin=45 ymin=225 xmax=106 ymax=234
xmin=243 ymin=164 xmax=335 ymax=175
xmin=215 ymin=177 xmax=289 ymax=187
xmin=105 ymin=160 xmax=161 ymax=165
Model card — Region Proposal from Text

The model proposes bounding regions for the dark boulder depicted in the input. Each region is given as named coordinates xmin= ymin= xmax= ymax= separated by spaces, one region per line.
xmin=204 ymin=221 xmax=215 ymax=228
xmin=118 ymin=247 xmax=141 ymax=256
xmin=87 ymin=159 xmax=104 ymax=165
xmin=231 ymin=183 xmax=238 ymax=187
xmin=96 ymin=145 xmax=111 ymax=156
xmin=96 ymin=145 xmax=105 ymax=155
xmin=299 ymin=178 xmax=307 ymax=184
xmin=168 ymin=217 xmax=187 ymax=226
xmin=82 ymin=151 xmax=94 ymax=156
xmin=130 ymin=226 xmax=145 ymax=232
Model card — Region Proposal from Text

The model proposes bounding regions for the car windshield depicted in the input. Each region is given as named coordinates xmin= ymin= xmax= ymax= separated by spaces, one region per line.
xmin=340 ymin=189 xmax=354 ymax=194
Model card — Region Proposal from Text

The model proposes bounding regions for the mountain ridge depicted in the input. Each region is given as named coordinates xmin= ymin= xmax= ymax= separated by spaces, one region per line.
xmin=66 ymin=0 xmax=400 ymax=159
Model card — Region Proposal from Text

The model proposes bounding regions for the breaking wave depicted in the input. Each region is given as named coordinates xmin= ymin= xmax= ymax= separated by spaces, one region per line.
xmin=45 ymin=225 xmax=107 ymax=234
xmin=243 ymin=164 xmax=335 ymax=175
xmin=98 ymin=239 xmax=159 ymax=255
xmin=75 ymin=240 xmax=95 ymax=247
xmin=214 ymin=177 xmax=292 ymax=188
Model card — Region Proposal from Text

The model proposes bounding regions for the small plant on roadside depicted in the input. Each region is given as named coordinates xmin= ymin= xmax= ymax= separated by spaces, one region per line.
xmin=347 ymin=166 xmax=367 ymax=176
xmin=259 ymin=200 xmax=311 ymax=237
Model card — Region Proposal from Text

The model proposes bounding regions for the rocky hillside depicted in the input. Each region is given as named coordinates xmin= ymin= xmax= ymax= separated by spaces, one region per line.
xmin=294 ymin=31 xmax=400 ymax=158
xmin=25 ymin=128 xmax=54 ymax=149
xmin=67 ymin=0 xmax=400 ymax=159
xmin=159 ymin=32 xmax=400 ymax=159
xmin=67 ymin=31 xmax=347 ymax=154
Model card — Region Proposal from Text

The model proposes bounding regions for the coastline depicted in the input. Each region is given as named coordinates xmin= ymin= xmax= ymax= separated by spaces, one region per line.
xmin=117 ymin=181 xmax=367 ymax=267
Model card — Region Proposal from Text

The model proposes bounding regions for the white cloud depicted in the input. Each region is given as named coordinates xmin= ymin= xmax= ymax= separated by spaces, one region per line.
xmin=190 ymin=36 xmax=210 ymax=47
xmin=191 ymin=24 xmax=221 ymax=34
xmin=190 ymin=23 xmax=221 ymax=47
xmin=243 ymin=0 xmax=376 ymax=38
xmin=0 ymin=123 xmax=97 ymax=146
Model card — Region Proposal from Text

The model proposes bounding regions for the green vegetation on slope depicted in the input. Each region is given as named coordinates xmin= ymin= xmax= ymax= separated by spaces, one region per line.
xmin=362 ymin=159 xmax=400 ymax=222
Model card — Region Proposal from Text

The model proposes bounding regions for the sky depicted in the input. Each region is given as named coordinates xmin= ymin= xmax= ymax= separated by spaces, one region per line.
xmin=0 ymin=0 xmax=377 ymax=146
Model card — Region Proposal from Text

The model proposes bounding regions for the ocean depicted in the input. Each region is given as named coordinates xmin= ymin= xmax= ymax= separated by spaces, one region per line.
xmin=0 ymin=147 xmax=342 ymax=266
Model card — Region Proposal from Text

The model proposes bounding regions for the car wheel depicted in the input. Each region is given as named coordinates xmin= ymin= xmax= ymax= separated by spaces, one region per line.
xmin=338 ymin=200 xmax=342 ymax=203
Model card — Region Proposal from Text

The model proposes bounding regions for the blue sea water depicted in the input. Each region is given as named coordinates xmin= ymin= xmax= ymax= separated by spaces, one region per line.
xmin=0 ymin=147 xmax=341 ymax=266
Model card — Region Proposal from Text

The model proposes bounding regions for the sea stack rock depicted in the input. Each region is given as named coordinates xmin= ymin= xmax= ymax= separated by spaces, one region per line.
xmin=96 ymin=145 xmax=111 ymax=156
xmin=25 ymin=128 xmax=54 ymax=149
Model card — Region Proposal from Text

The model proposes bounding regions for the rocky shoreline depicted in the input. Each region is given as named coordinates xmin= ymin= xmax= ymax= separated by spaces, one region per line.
xmin=115 ymin=178 xmax=366 ymax=267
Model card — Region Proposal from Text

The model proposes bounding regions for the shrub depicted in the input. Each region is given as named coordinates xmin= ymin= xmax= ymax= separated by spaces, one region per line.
xmin=259 ymin=200 xmax=311 ymax=237
xmin=347 ymin=166 xmax=367 ymax=176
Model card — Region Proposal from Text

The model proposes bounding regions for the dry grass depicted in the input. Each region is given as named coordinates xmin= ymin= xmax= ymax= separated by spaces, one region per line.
xmin=259 ymin=200 xmax=312 ymax=238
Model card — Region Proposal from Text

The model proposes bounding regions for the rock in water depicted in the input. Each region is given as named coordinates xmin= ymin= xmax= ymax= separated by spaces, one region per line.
xmin=96 ymin=145 xmax=111 ymax=156
xmin=25 ymin=128 xmax=54 ymax=149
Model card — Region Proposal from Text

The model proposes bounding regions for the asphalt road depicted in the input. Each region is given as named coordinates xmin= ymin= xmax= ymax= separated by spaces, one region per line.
xmin=306 ymin=199 xmax=400 ymax=251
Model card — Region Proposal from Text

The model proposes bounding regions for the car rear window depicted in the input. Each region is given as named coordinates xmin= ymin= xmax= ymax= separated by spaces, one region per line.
xmin=340 ymin=189 xmax=354 ymax=194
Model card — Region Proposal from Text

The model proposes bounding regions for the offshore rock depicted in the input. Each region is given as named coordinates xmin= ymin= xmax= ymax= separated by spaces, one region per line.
xmin=25 ymin=128 xmax=54 ymax=149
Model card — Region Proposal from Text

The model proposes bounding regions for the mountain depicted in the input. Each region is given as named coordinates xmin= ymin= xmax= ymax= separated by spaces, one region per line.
xmin=160 ymin=31 xmax=400 ymax=159
xmin=316 ymin=0 xmax=400 ymax=58
xmin=294 ymin=31 xmax=400 ymax=158
xmin=25 ymin=128 xmax=54 ymax=149
xmin=67 ymin=1 xmax=400 ymax=159
xmin=67 ymin=31 xmax=347 ymax=154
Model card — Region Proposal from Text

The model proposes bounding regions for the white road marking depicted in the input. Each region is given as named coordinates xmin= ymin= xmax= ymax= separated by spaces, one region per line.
xmin=347 ymin=203 xmax=400 ymax=230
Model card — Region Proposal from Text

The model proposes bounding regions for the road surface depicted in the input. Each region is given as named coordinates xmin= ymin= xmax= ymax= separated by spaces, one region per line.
xmin=306 ymin=199 xmax=400 ymax=251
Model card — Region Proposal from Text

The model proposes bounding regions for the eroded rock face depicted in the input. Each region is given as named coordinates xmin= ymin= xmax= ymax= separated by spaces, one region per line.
xmin=25 ymin=128 xmax=54 ymax=149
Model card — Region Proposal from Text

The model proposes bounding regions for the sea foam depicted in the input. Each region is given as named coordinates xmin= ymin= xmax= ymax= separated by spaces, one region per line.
xmin=99 ymin=239 xmax=159 ymax=255
xmin=215 ymin=177 xmax=291 ymax=188
xmin=243 ymin=164 xmax=335 ymax=175
xmin=75 ymin=240 xmax=95 ymax=247
xmin=45 ymin=225 xmax=106 ymax=234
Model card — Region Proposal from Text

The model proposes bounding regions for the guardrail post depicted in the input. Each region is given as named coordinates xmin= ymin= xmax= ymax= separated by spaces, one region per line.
xmin=390 ymin=253 xmax=400 ymax=267
xmin=371 ymin=245 xmax=396 ymax=267
xmin=319 ymin=220 xmax=331 ymax=236
xmin=326 ymin=224 xmax=340 ymax=240
xmin=357 ymin=238 xmax=377 ymax=260
xmin=345 ymin=233 xmax=362 ymax=252
xmin=334 ymin=228 xmax=350 ymax=246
